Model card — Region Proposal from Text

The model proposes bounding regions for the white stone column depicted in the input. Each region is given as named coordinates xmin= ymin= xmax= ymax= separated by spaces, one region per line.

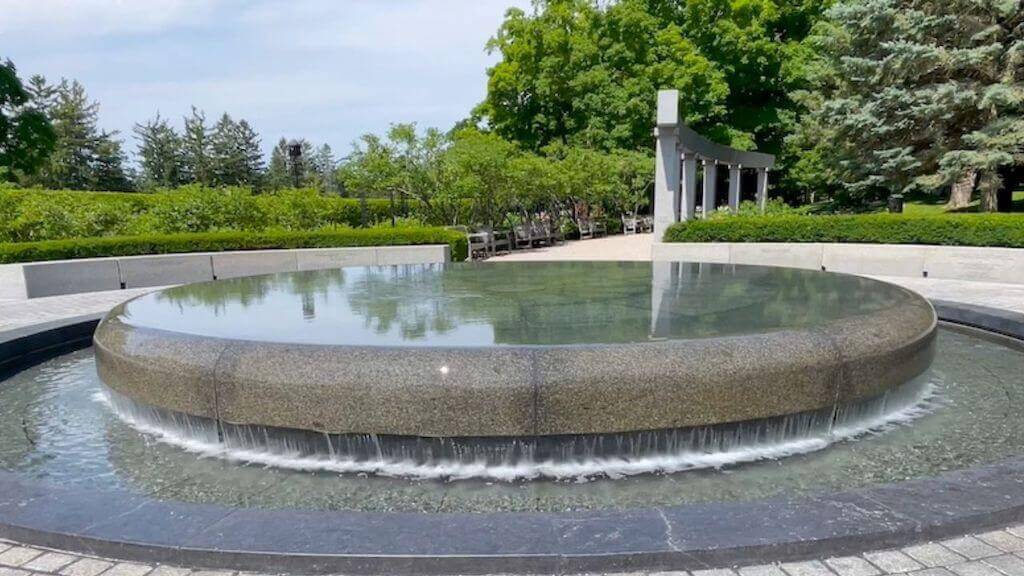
xmin=681 ymin=152 xmax=698 ymax=221
xmin=701 ymin=160 xmax=718 ymax=218
xmin=653 ymin=91 xmax=681 ymax=238
xmin=728 ymin=165 xmax=742 ymax=214
xmin=756 ymin=168 xmax=769 ymax=213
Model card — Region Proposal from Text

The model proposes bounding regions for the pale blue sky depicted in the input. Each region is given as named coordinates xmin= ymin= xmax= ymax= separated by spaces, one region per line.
xmin=0 ymin=0 xmax=529 ymax=158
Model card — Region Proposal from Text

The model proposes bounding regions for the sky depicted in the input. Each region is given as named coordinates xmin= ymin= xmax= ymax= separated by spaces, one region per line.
xmin=1 ymin=0 xmax=530 ymax=158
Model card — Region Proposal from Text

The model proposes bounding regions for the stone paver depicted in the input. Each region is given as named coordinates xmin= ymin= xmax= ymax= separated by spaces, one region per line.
xmin=903 ymin=544 xmax=966 ymax=567
xmin=950 ymin=560 xmax=1007 ymax=576
xmin=942 ymin=537 xmax=1003 ymax=560
xmin=740 ymin=565 xmax=789 ymax=576
xmin=864 ymin=550 xmax=926 ymax=574
xmin=99 ymin=563 xmax=152 ymax=576
xmin=693 ymin=569 xmax=738 ymax=576
xmin=21 ymin=553 xmax=77 ymax=573
xmin=827 ymin=556 xmax=883 ymax=576
xmin=978 ymin=531 xmax=1024 ymax=553
xmin=58 ymin=558 xmax=114 ymax=576
xmin=781 ymin=561 xmax=836 ymax=576
xmin=0 ymin=547 xmax=43 ymax=568
xmin=982 ymin=553 xmax=1024 ymax=575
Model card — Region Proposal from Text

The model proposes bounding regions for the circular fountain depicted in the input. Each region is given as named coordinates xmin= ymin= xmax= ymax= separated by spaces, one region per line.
xmin=5 ymin=259 xmax=1024 ymax=573
xmin=92 ymin=261 xmax=936 ymax=479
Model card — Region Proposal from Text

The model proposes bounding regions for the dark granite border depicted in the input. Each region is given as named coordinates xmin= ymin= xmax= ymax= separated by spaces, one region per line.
xmin=0 ymin=302 xmax=1023 ymax=575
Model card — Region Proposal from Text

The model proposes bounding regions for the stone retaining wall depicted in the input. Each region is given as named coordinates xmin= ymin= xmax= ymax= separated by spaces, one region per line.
xmin=653 ymin=243 xmax=1024 ymax=285
xmin=5 ymin=245 xmax=450 ymax=299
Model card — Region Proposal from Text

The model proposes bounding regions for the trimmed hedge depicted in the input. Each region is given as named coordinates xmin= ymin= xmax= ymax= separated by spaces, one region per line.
xmin=0 ymin=227 xmax=469 ymax=264
xmin=663 ymin=213 xmax=1024 ymax=248
xmin=0 ymin=187 xmax=473 ymax=243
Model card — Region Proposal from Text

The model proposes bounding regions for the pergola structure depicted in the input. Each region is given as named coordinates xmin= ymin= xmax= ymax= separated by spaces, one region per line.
xmin=653 ymin=90 xmax=776 ymax=238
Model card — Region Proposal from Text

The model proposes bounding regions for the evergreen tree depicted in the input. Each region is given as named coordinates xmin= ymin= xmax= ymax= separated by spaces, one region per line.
xmin=795 ymin=0 xmax=1024 ymax=208
xmin=0 ymin=59 xmax=55 ymax=180
xmin=236 ymin=119 xmax=264 ymax=188
xmin=134 ymin=113 xmax=182 ymax=189
xmin=310 ymin=143 xmax=338 ymax=193
xmin=181 ymin=106 xmax=211 ymax=185
xmin=209 ymin=112 xmax=245 ymax=186
xmin=24 ymin=74 xmax=57 ymax=117
xmin=39 ymin=79 xmax=100 ymax=189
xmin=266 ymin=138 xmax=292 ymax=190
xmin=92 ymin=137 xmax=133 ymax=191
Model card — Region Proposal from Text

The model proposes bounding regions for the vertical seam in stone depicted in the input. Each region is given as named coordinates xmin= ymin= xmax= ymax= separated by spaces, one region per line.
xmin=529 ymin=348 xmax=540 ymax=436
xmin=210 ymin=342 xmax=234 ymax=442
xmin=813 ymin=326 xmax=849 ymax=431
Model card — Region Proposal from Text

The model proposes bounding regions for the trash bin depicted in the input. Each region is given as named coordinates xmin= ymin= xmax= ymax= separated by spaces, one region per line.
xmin=888 ymin=194 xmax=904 ymax=214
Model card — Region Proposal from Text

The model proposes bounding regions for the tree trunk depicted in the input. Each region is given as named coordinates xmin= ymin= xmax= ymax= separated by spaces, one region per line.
xmin=945 ymin=169 xmax=976 ymax=210
xmin=979 ymin=171 xmax=1001 ymax=213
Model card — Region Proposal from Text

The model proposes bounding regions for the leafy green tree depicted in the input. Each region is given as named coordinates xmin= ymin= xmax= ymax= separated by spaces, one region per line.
xmin=794 ymin=0 xmax=1024 ymax=209
xmin=479 ymin=0 xmax=826 ymax=158
xmin=134 ymin=113 xmax=182 ymax=189
xmin=0 ymin=60 xmax=55 ymax=181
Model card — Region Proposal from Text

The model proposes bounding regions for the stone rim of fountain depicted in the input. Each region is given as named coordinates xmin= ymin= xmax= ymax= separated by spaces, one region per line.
xmin=91 ymin=267 xmax=937 ymax=438
xmin=0 ymin=301 xmax=1023 ymax=575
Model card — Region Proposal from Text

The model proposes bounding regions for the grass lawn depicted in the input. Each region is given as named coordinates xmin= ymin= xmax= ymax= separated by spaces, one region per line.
xmin=903 ymin=190 xmax=1024 ymax=215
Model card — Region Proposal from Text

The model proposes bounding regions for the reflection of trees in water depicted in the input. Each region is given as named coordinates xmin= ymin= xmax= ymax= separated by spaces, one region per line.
xmin=146 ymin=263 xmax=919 ymax=345
xmin=154 ymin=270 xmax=347 ymax=318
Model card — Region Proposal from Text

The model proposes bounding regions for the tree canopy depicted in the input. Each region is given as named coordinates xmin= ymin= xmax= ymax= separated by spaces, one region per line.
xmin=0 ymin=60 xmax=55 ymax=181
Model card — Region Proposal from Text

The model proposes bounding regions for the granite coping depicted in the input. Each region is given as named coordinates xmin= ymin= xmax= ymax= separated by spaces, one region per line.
xmin=0 ymin=303 xmax=1022 ymax=574
xmin=92 ymin=289 xmax=937 ymax=437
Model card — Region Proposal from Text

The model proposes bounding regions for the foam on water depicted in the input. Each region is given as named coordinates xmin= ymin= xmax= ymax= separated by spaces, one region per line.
xmin=95 ymin=377 xmax=942 ymax=482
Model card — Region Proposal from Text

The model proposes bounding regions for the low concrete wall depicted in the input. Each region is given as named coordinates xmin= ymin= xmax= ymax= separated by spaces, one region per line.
xmin=653 ymin=242 xmax=1024 ymax=285
xmin=18 ymin=244 xmax=451 ymax=299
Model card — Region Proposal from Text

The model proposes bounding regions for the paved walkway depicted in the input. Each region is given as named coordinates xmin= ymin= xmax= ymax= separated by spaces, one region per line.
xmin=2 ymin=239 xmax=1024 ymax=575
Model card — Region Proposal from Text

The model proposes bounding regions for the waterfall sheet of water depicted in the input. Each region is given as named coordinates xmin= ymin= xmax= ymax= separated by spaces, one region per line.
xmin=95 ymin=377 xmax=942 ymax=482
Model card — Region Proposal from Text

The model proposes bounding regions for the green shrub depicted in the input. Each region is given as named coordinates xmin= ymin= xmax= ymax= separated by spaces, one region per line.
xmin=0 ymin=227 xmax=469 ymax=264
xmin=663 ymin=213 xmax=1024 ymax=247
xmin=0 ymin=187 xmax=449 ymax=242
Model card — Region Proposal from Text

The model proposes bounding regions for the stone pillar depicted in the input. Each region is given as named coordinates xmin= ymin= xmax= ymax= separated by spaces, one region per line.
xmin=653 ymin=91 xmax=681 ymax=238
xmin=701 ymin=160 xmax=718 ymax=218
xmin=728 ymin=165 xmax=742 ymax=214
xmin=756 ymin=168 xmax=769 ymax=213
xmin=681 ymin=152 xmax=698 ymax=221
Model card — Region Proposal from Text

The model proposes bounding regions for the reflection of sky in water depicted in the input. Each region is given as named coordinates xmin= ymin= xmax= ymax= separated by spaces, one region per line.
xmin=117 ymin=262 xmax=928 ymax=347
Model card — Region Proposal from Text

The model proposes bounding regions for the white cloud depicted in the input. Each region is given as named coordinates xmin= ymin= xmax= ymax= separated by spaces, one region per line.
xmin=0 ymin=0 xmax=531 ymax=157
xmin=0 ymin=0 xmax=225 ymax=38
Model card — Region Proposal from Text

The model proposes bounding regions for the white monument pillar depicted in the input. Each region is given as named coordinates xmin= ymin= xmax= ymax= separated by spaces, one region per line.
xmin=728 ymin=165 xmax=742 ymax=214
xmin=653 ymin=91 xmax=681 ymax=238
xmin=681 ymin=152 xmax=698 ymax=221
xmin=756 ymin=168 xmax=769 ymax=213
xmin=701 ymin=160 xmax=718 ymax=218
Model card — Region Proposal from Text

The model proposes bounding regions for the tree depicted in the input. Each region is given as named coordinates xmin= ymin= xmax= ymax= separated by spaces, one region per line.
xmin=309 ymin=143 xmax=338 ymax=194
xmin=478 ymin=0 xmax=826 ymax=158
xmin=30 ymin=79 xmax=129 ymax=190
xmin=0 ymin=59 xmax=55 ymax=181
xmin=134 ymin=113 xmax=182 ymax=189
xmin=236 ymin=119 xmax=264 ymax=188
xmin=181 ymin=106 xmax=211 ymax=186
xmin=266 ymin=138 xmax=291 ymax=191
xmin=209 ymin=113 xmax=246 ymax=186
xmin=794 ymin=0 xmax=1024 ymax=208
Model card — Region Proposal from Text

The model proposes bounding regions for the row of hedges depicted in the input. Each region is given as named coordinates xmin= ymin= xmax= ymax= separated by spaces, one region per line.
xmin=0 ymin=227 xmax=469 ymax=264
xmin=0 ymin=186 xmax=472 ymax=243
xmin=663 ymin=213 xmax=1024 ymax=247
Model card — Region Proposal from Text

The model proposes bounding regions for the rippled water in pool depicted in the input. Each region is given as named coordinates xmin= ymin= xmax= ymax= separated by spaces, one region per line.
xmin=1 ymin=326 xmax=1022 ymax=513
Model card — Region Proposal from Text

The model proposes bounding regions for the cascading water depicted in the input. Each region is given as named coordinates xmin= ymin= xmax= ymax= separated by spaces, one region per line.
xmin=96 ymin=375 xmax=942 ymax=482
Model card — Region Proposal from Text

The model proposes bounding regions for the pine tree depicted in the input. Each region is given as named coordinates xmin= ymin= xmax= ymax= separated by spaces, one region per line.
xmin=236 ymin=119 xmax=264 ymax=188
xmin=0 ymin=60 xmax=55 ymax=181
xmin=796 ymin=0 xmax=1024 ymax=208
xmin=181 ymin=106 xmax=211 ymax=186
xmin=134 ymin=113 xmax=182 ymax=189
xmin=24 ymin=75 xmax=57 ymax=117
xmin=209 ymin=113 xmax=245 ymax=186
xmin=311 ymin=143 xmax=338 ymax=193
xmin=266 ymin=138 xmax=291 ymax=191
xmin=92 ymin=137 xmax=133 ymax=191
